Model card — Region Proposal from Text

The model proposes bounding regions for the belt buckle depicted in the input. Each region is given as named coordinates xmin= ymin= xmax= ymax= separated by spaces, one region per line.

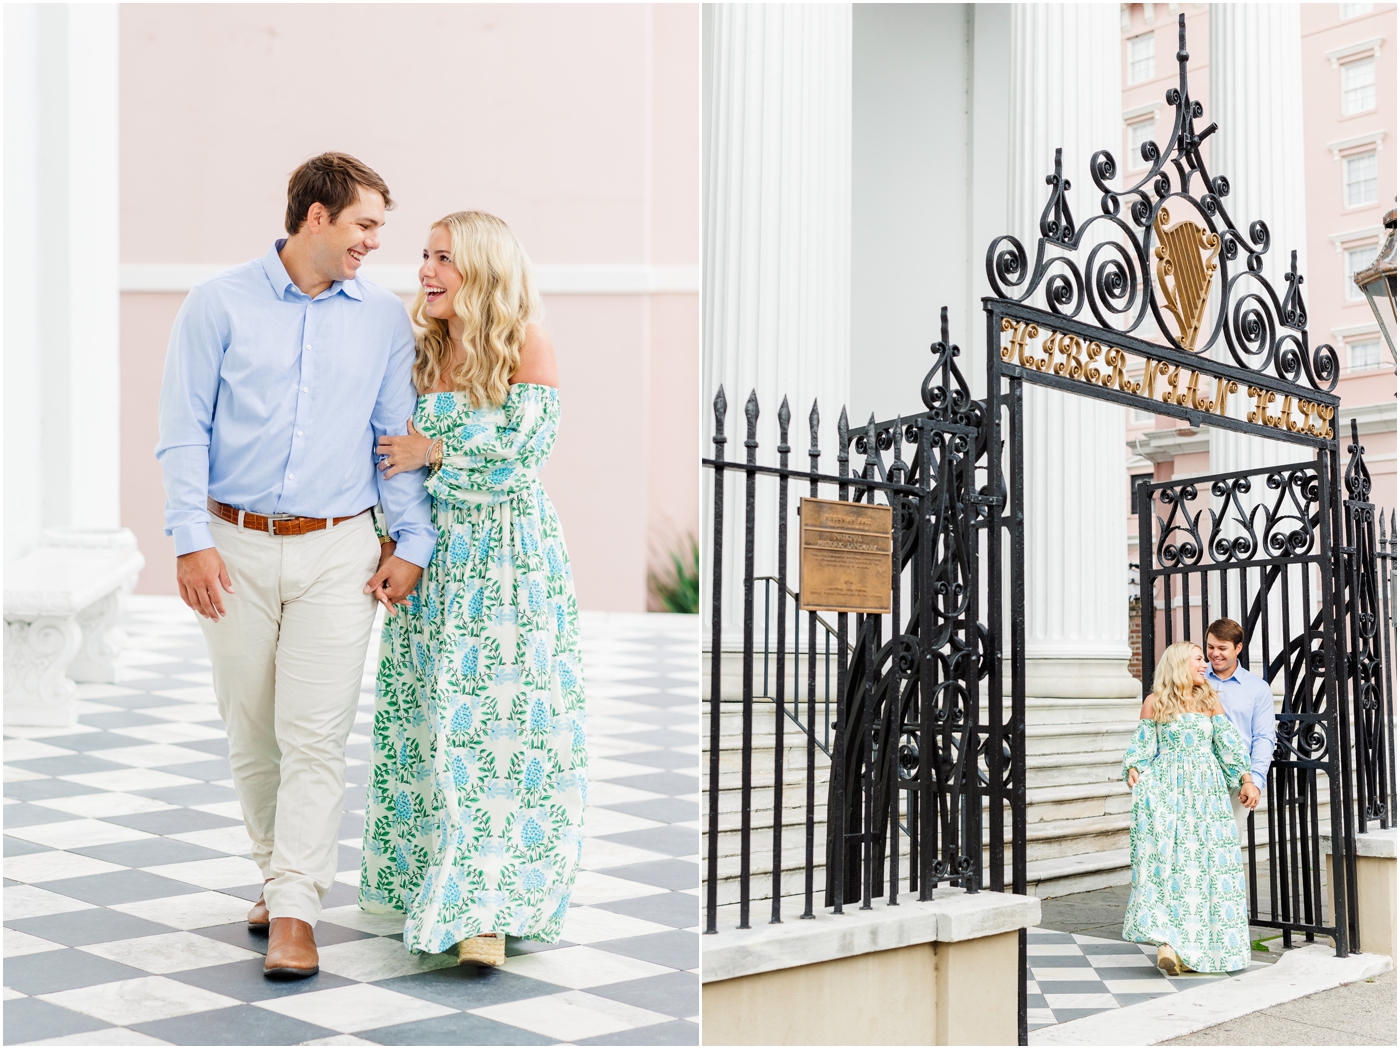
xmin=265 ymin=513 xmax=296 ymax=536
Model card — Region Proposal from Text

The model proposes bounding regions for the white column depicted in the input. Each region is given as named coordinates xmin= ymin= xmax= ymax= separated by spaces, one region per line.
xmin=67 ymin=4 xmax=122 ymax=528
xmin=2 ymin=3 xmax=121 ymax=567
xmin=1208 ymin=4 xmax=1309 ymax=475
xmin=1009 ymin=4 xmax=1140 ymax=698
xmin=701 ymin=3 xmax=852 ymax=648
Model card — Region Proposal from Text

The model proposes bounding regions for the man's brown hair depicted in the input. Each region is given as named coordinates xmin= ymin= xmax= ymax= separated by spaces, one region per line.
xmin=1206 ymin=618 xmax=1245 ymax=647
xmin=284 ymin=153 xmax=393 ymax=235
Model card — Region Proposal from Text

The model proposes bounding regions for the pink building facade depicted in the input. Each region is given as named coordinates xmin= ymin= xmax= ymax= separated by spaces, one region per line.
xmin=1120 ymin=3 xmax=1397 ymax=583
xmin=117 ymin=3 xmax=699 ymax=611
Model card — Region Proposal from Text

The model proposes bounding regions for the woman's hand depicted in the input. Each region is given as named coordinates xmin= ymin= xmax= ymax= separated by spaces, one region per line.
xmin=377 ymin=419 xmax=433 ymax=479
xmin=1127 ymin=768 xmax=1140 ymax=788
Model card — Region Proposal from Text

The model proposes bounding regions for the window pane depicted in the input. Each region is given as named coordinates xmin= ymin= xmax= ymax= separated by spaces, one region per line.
xmin=1128 ymin=33 xmax=1155 ymax=84
xmin=1341 ymin=57 xmax=1376 ymax=114
xmin=1340 ymin=3 xmax=1373 ymax=18
xmin=1346 ymin=244 xmax=1378 ymax=300
xmin=1128 ymin=120 xmax=1155 ymax=170
xmin=1348 ymin=339 xmax=1381 ymax=371
xmin=1345 ymin=152 xmax=1378 ymax=207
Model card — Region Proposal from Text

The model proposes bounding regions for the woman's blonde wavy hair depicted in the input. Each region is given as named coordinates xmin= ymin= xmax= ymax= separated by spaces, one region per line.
xmin=410 ymin=211 xmax=541 ymax=407
xmin=1151 ymin=641 xmax=1219 ymax=723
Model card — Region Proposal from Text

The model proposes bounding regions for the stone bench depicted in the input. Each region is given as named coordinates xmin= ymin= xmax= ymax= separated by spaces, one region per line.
xmin=4 ymin=528 xmax=145 ymax=727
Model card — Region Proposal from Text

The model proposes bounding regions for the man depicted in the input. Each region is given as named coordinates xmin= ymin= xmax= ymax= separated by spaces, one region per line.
xmin=156 ymin=153 xmax=435 ymax=979
xmin=1205 ymin=618 xmax=1272 ymax=849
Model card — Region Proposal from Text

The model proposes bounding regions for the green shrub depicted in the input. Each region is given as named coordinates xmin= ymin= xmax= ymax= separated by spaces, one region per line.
xmin=649 ymin=536 xmax=699 ymax=614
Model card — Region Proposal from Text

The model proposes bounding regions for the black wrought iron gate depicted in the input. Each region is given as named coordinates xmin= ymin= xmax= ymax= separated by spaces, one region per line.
xmin=704 ymin=16 xmax=1393 ymax=1048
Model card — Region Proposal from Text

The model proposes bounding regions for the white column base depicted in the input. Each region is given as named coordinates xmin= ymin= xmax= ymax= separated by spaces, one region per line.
xmin=3 ymin=615 xmax=83 ymax=727
xmin=68 ymin=584 xmax=133 ymax=683
xmin=1024 ymin=656 xmax=1142 ymax=699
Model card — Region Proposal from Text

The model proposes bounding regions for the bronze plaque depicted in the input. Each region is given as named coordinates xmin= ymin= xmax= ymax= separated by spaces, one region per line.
xmin=799 ymin=498 xmax=893 ymax=614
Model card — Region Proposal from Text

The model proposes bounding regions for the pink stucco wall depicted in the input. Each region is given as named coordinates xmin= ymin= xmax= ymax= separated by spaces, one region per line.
xmin=119 ymin=4 xmax=699 ymax=610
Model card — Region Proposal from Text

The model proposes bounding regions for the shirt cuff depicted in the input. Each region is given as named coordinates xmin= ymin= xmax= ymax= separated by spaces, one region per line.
xmin=171 ymin=522 xmax=215 ymax=557
xmin=391 ymin=531 xmax=435 ymax=569
xmin=1252 ymin=772 xmax=1267 ymax=791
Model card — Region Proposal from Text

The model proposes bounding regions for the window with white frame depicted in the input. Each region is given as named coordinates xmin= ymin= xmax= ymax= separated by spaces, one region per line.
xmin=1344 ymin=151 xmax=1378 ymax=207
xmin=1341 ymin=57 xmax=1376 ymax=115
xmin=1348 ymin=337 xmax=1381 ymax=371
xmin=1128 ymin=32 xmax=1155 ymax=84
xmin=1128 ymin=119 xmax=1156 ymax=170
xmin=1339 ymin=3 xmax=1374 ymax=18
xmin=1345 ymin=243 xmax=1378 ymax=300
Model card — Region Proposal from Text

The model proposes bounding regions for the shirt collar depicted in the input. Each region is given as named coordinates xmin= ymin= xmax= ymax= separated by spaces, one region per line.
xmin=262 ymin=239 xmax=363 ymax=302
xmin=1208 ymin=664 xmax=1244 ymax=684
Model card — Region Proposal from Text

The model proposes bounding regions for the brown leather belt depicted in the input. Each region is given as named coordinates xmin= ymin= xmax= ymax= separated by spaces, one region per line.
xmin=208 ymin=498 xmax=369 ymax=537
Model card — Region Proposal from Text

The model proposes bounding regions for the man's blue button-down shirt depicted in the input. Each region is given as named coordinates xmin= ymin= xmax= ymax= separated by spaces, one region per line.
xmin=156 ymin=241 xmax=436 ymax=567
xmin=1208 ymin=661 xmax=1276 ymax=790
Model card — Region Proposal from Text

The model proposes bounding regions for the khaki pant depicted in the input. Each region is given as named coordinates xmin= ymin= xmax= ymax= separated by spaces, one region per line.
xmin=199 ymin=513 xmax=381 ymax=925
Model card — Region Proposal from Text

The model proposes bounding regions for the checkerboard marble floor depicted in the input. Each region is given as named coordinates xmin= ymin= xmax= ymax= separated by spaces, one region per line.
xmin=1025 ymin=926 xmax=1274 ymax=1033
xmin=3 ymin=596 xmax=700 ymax=1046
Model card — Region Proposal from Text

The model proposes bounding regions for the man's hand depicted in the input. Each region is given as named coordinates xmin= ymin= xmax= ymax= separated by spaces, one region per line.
xmin=364 ymin=542 xmax=422 ymax=610
xmin=177 ymin=547 xmax=234 ymax=620
xmin=1239 ymin=780 xmax=1261 ymax=810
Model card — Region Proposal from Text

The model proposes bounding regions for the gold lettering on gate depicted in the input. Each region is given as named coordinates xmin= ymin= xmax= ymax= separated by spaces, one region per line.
xmin=996 ymin=322 xmax=1333 ymax=440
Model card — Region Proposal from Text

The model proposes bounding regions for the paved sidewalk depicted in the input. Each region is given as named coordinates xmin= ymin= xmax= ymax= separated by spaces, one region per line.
xmin=3 ymin=597 xmax=699 ymax=1046
xmin=1161 ymin=968 xmax=1396 ymax=1045
xmin=1028 ymin=884 xmax=1278 ymax=1035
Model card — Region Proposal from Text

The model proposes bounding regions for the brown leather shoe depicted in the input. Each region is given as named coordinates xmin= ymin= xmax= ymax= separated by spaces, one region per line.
xmin=264 ymin=917 xmax=319 ymax=979
xmin=247 ymin=879 xmax=273 ymax=930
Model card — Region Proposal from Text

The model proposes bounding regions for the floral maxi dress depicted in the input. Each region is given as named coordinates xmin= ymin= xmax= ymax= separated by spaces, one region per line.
xmin=360 ymin=384 xmax=586 ymax=954
xmin=1121 ymin=712 xmax=1253 ymax=973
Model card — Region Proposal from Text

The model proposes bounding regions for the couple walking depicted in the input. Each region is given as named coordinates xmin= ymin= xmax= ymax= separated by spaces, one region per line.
xmin=156 ymin=153 xmax=587 ymax=977
xmin=1121 ymin=618 xmax=1275 ymax=976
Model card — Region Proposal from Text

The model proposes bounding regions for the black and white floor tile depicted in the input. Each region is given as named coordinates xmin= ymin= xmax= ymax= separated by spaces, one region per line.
xmin=1025 ymin=926 xmax=1273 ymax=1032
xmin=3 ymin=596 xmax=700 ymax=1046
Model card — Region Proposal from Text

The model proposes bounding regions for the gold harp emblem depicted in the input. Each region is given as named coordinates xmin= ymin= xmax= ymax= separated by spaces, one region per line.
xmin=1153 ymin=206 xmax=1220 ymax=352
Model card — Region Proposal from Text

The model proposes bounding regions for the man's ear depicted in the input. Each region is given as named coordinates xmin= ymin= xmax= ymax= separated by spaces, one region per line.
xmin=304 ymin=201 xmax=327 ymax=232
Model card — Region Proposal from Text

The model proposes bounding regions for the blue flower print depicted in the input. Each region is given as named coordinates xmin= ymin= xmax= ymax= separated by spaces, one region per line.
xmin=557 ymin=658 xmax=577 ymax=691
xmin=450 ymin=701 xmax=475 ymax=733
xmin=394 ymin=791 xmax=413 ymax=823
xmin=523 ymin=756 xmax=545 ymax=791
xmin=433 ymin=392 xmax=456 ymax=415
xmin=460 ymin=643 xmax=479 ymax=677
xmin=451 ymin=753 xmax=472 ymax=789
xmin=442 ymin=877 xmax=461 ymax=904
xmin=529 ymin=697 xmax=549 ymax=733
xmin=449 ymin=530 xmax=472 ymax=565
xmin=519 ymin=815 xmax=544 ymax=848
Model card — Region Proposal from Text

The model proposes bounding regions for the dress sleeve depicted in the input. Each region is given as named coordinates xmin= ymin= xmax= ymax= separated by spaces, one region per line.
xmin=426 ymin=385 xmax=559 ymax=505
xmin=1211 ymin=714 xmax=1252 ymax=788
xmin=1122 ymin=719 xmax=1159 ymax=783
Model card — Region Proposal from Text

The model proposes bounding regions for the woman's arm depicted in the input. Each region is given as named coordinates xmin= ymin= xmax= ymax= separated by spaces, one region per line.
xmin=511 ymin=324 xmax=559 ymax=388
xmin=1123 ymin=696 xmax=1158 ymax=787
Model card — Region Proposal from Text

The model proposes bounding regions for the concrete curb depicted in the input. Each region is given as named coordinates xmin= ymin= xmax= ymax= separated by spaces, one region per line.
xmin=1029 ymin=944 xmax=1394 ymax=1046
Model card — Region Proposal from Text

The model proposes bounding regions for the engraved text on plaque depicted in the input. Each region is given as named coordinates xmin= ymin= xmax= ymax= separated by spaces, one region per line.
xmin=799 ymin=498 xmax=893 ymax=614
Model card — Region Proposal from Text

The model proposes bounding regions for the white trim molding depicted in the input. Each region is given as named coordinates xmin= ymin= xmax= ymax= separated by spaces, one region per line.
xmin=120 ymin=262 xmax=700 ymax=296
xmin=1122 ymin=101 xmax=1162 ymax=122
xmin=1341 ymin=401 xmax=1398 ymax=437
xmin=1128 ymin=425 xmax=1210 ymax=464
xmin=1328 ymin=130 xmax=1386 ymax=161
xmin=1332 ymin=320 xmax=1384 ymax=341
xmin=1328 ymin=225 xmax=1384 ymax=252
xmin=1325 ymin=36 xmax=1384 ymax=68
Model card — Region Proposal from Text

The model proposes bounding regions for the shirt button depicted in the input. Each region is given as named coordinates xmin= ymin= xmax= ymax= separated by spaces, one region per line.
xmin=297 ymin=430 xmax=303 ymax=436
xmin=302 ymin=386 xmax=309 ymax=393
xmin=288 ymin=473 xmax=295 ymax=479
xmin=305 ymin=344 xmax=311 ymax=350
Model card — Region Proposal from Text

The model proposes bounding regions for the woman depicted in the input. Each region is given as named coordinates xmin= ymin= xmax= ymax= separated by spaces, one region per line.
xmin=1122 ymin=640 xmax=1252 ymax=976
xmin=359 ymin=211 xmax=586 ymax=967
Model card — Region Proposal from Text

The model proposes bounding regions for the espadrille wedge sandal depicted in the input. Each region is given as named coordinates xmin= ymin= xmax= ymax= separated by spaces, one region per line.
xmin=1156 ymin=944 xmax=1182 ymax=976
xmin=458 ymin=934 xmax=506 ymax=967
